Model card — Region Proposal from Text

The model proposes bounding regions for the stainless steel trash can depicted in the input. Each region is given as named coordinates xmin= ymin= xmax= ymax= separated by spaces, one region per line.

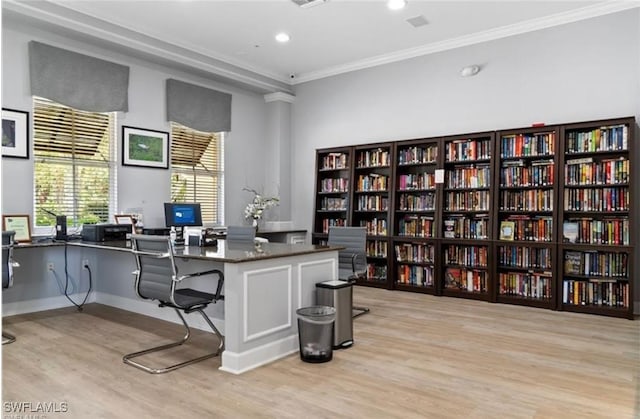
xmin=296 ymin=306 xmax=336 ymax=363
xmin=316 ymin=280 xmax=353 ymax=349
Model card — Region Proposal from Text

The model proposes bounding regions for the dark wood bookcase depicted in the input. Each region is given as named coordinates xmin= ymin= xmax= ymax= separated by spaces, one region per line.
xmin=440 ymin=132 xmax=494 ymax=302
xmin=311 ymin=116 xmax=636 ymax=319
xmin=392 ymin=138 xmax=440 ymax=294
xmin=558 ymin=117 xmax=635 ymax=319
xmin=352 ymin=143 xmax=394 ymax=287
xmin=493 ymin=126 xmax=560 ymax=310
xmin=312 ymin=146 xmax=353 ymax=244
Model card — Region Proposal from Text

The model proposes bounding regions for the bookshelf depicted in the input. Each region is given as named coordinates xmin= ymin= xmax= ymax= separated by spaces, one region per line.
xmin=311 ymin=116 xmax=636 ymax=319
xmin=494 ymin=126 xmax=559 ymax=309
xmin=312 ymin=147 xmax=352 ymax=244
xmin=440 ymin=132 xmax=494 ymax=301
xmin=392 ymin=138 xmax=439 ymax=294
xmin=352 ymin=143 xmax=393 ymax=287
xmin=558 ymin=117 xmax=635 ymax=319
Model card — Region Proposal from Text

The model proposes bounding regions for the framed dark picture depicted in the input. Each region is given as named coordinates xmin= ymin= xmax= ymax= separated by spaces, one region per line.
xmin=122 ymin=126 xmax=169 ymax=169
xmin=2 ymin=108 xmax=29 ymax=159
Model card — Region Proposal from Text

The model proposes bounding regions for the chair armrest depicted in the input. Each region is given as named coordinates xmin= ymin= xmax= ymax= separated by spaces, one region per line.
xmin=177 ymin=269 xmax=225 ymax=301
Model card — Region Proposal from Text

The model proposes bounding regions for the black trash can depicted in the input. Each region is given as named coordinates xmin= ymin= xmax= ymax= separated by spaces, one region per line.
xmin=296 ymin=305 xmax=336 ymax=363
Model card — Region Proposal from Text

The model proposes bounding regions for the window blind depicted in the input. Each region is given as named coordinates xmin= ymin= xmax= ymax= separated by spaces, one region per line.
xmin=170 ymin=122 xmax=224 ymax=224
xmin=33 ymin=97 xmax=117 ymax=228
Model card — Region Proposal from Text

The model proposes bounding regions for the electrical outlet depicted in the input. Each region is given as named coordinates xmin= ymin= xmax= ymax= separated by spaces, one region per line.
xmin=82 ymin=259 xmax=90 ymax=268
xmin=47 ymin=262 xmax=55 ymax=271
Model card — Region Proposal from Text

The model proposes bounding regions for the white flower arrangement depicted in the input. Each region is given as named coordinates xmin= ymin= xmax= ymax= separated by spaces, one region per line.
xmin=243 ymin=188 xmax=279 ymax=223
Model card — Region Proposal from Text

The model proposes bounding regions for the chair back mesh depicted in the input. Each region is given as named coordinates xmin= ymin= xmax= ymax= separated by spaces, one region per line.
xmin=328 ymin=227 xmax=367 ymax=280
xmin=132 ymin=235 xmax=177 ymax=303
xmin=2 ymin=231 xmax=15 ymax=289
xmin=226 ymin=226 xmax=256 ymax=242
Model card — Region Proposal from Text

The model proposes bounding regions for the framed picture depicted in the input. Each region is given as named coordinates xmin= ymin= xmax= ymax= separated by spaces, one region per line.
xmin=499 ymin=221 xmax=515 ymax=241
xmin=2 ymin=214 xmax=32 ymax=243
xmin=122 ymin=126 xmax=169 ymax=169
xmin=2 ymin=108 xmax=29 ymax=159
xmin=114 ymin=214 xmax=135 ymax=235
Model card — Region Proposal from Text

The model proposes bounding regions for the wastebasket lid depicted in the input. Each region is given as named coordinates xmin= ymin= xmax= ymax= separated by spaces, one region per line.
xmin=316 ymin=280 xmax=352 ymax=289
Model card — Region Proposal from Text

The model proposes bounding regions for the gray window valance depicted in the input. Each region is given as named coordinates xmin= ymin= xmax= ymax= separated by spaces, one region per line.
xmin=166 ymin=79 xmax=231 ymax=132
xmin=29 ymin=41 xmax=129 ymax=112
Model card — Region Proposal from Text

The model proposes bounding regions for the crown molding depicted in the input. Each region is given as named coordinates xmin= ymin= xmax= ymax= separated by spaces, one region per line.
xmin=264 ymin=92 xmax=296 ymax=104
xmin=292 ymin=1 xmax=640 ymax=84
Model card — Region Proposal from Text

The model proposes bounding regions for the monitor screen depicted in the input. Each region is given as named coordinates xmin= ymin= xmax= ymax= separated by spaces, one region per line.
xmin=164 ymin=202 xmax=203 ymax=227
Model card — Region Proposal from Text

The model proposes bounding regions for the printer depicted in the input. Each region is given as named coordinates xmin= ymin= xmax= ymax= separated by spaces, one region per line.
xmin=82 ymin=224 xmax=131 ymax=242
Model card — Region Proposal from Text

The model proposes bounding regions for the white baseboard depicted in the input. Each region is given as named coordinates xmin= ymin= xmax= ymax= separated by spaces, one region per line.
xmin=94 ymin=292 xmax=225 ymax=334
xmin=219 ymin=335 xmax=298 ymax=375
xmin=2 ymin=292 xmax=97 ymax=316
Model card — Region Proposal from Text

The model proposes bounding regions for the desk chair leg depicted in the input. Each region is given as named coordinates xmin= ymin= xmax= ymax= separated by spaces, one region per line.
xmin=2 ymin=331 xmax=16 ymax=345
xmin=123 ymin=308 xmax=224 ymax=374
xmin=352 ymin=306 xmax=370 ymax=319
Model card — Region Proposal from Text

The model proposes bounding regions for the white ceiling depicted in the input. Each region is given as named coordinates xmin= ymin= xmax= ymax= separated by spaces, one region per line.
xmin=3 ymin=0 xmax=638 ymax=92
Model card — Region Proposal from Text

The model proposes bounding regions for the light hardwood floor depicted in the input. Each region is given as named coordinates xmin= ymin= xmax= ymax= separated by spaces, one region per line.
xmin=2 ymin=287 xmax=639 ymax=419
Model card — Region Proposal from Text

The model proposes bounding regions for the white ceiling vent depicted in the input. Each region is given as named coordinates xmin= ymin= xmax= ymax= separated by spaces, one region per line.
xmin=291 ymin=0 xmax=328 ymax=9
xmin=406 ymin=15 xmax=428 ymax=28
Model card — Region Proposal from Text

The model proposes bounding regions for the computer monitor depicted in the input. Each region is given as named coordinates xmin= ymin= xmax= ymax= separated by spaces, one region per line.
xmin=164 ymin=202 xmax=203 ymax=228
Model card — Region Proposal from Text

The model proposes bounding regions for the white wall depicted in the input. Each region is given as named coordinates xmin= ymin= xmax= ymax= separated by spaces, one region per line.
xmin=1 ymin=18 xmax=270 ymax=228
xmin=291 ymin=9 xmax=640 ymax=234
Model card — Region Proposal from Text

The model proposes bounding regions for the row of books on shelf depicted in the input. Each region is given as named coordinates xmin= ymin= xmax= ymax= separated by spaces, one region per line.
xmin=497 ymin=245 xmax=552 ymax=269
xmin=358 ymin=218 xmax=388 ymax=236
xmin=444 ymin=268 xmax=488 ymax=292
xmin=397 ymin=265 xmax=434 ymax=287
xmin=499 ymin=217 xmax=553 ymax=242
xmin=320 ymin=218 xmax=346 ymax=233
xmin=445 ymin=165 xmax=490 ymax=189
xmin=498 ymin=272 xmax=553 ymax=299
xmin=356 ymin=174 xmax=388 ymax=191
xmin=397 ymin=215 xmax=434 ymax=238
xmin=397 ymin=172 xmax=435 ymax=190
xmin=444 ymin=216 xmax=489 ymax=239
xmin=444 ymin=191 xmax=490 ymax=211
xmin=321 ymin=153 xmax=348 ymax=170
xmin=563 ymin=187 xmax=629 ymax=212
xmin=444 ymin=245 xmax=488 ymax=267
xmin=320 ymin=178 xmax=349 ymax=193
xmin=366 ymin=264 xmax=387 ymax=281
xmin=499 ymin=189 xmax=553 ymax=212
xmin=500 ymin=161 xmax=554 ymax=187
xmin=320 ymin=197 xmax=347 ymax=211
xmin=563 ymin=251 xmax=628 ymax=277
xmin=356 ymin=195 xmax=388 ymax=211
xmin=397 ymin=193 xmax=436 ymax=212
xmin=499 ymin=132 xmax=556 ymax=158
xmin=397 ymin=146 xmax=437 ymax=165
xmin=562 ymin=219 xmax=629 ymax=245
xmin=366 ymin=239 xmax=388 ymax=258
xmin=357 ymin=149 xmax=390 ymax=168
xmin=562 ymin=280 xmax=629 ymax=308
xmin=564 ymin=157 xmax=629 ymax=185
xmin=394 ymin=243 xmax=435 ymax=263
xmin=565 ymin=125 xmax=628 ymax=154
xmin=445 ymin=139 xmax=491 ymax=162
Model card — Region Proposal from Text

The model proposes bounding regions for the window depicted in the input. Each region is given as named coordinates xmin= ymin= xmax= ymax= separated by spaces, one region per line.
xmin=170 ymin=122 xmax=224 ymax=225
xmin=33 ymin=97 xmax=117 ymax=230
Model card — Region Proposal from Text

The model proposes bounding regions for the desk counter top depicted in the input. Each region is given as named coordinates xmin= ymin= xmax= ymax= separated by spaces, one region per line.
xmin=14 ymin=239 xmax=338 ymax=264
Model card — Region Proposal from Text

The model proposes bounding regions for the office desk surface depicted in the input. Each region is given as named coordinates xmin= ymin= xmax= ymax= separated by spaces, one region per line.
xmin=14 ymin=239 xmax=339 ymax=263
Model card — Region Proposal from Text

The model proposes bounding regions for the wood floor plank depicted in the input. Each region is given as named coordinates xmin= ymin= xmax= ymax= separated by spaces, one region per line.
xmin=2 ymin=287 xmax=639 ymax=418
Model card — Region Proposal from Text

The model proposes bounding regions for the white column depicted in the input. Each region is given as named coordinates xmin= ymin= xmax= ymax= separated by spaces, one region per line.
xmin=263 ymin=92 xmax=295 ymax=223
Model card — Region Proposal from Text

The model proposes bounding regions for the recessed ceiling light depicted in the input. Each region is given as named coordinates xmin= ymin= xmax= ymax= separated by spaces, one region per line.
xmin=460 ymin=65 xmax=481 ymax=77
xmin=387 ymin=0 xmax=407 ymax=11
xmin=275 ymin=33 xmax=291 ymax=43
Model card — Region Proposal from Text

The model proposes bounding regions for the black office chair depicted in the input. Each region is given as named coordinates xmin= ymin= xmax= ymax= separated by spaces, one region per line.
xmin=2 ymin=231 xmax=18 ymax=345
xmin=123 ymin=234 xmax=225 ymax=374
xmin=226 ymin=225 xmax=256 ymax=242
xmin=328 ymin=226 xmax=370 ymax=318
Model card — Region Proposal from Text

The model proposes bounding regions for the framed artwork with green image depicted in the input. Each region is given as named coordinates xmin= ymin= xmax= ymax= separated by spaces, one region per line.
xmin=122 ymin=126 xmax=169 ymax=169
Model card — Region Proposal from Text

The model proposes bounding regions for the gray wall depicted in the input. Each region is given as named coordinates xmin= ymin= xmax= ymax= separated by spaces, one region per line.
xmin=290 ymin=10 xmax=640 ymax=233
